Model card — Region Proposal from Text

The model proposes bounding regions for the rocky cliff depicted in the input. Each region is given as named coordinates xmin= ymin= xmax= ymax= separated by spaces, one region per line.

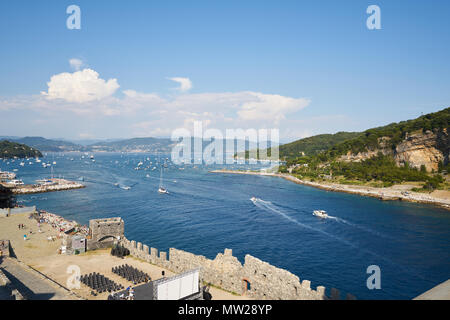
xmin=339 ymin=128 xmax=449 ymax=172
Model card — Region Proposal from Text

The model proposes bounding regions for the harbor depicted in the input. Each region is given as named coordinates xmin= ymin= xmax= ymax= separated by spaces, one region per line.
xmin=1 ymin=166 xmax=84 ymax=195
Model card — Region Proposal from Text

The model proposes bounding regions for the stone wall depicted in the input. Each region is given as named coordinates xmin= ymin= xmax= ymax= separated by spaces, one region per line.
xmin=0 ymin=268 xmax=25 ymax=300
xmin=0 ymin=240 xmax=10 ymax=257
xmin=119 ymin=236 xmax=355 ymax=300
xmin=0 ymin=206 xmax=36 ymax=217
xmin=87 ymin=217 xmax=124 ymax=250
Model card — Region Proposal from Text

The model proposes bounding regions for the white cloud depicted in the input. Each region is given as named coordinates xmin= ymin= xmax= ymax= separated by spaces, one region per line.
xmin=69 ymin=58 xmax=83 ymax=71
xmin=1 ymin=70 xmax=313 ymax=139
xmin=168 ymin=77 xmax=193 ymax=92
xmin=237 ymin=92 xmax=310 ymax=123
xmin=41 ymin=69 xmax=120 ymax=103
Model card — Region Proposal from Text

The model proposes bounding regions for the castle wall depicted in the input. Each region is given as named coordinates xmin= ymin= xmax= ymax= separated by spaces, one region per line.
xmin=118 ymin=236 xmax=354 ymax=300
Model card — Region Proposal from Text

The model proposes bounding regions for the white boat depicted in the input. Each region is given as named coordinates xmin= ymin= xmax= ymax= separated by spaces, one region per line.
xmin=250 ymin=197 xmax=257 ymax=202
xmin=36 ymin=179 xmax=54 ymax=186
xmin=158 ymin=166 xmax=168 ymax=194
xmin=121 ymin=186 xmax=131 ymax=190
xmin=158 ymin=187 xmax=168 ymax=194
xmin=313 ymin=210 xmax=328 ymax=219
xmin=9 ymin=179 xmax=24 ymax=186
xmin=20 ymin=162 xmax=25 ymax=166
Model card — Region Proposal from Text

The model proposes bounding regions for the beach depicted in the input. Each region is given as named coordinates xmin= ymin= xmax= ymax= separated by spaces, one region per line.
xmin=211 ymin=170 xmax=450 ymax=210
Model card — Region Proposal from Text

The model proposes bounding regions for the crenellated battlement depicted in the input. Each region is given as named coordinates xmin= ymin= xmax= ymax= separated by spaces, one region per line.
xmin=117 ymin=234 xmax=355 ymax=300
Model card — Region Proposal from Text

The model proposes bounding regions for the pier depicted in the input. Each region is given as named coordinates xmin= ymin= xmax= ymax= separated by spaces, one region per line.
xmin=1 ymin=179 xmax=85 ymax=195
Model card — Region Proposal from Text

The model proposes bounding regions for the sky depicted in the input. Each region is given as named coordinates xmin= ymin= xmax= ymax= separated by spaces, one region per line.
xmin=0 ymin=0 xmax=449 ymax=143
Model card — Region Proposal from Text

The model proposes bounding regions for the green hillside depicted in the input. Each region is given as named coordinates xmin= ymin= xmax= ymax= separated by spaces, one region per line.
xmin=317 ymin=107 xmax=449 ymax=161
xmin=279 ymin=132 xmax=361 ymax=160
xmin=0 ymin=140 xmax=43 ymax=158
xmin=279 ymin=107 xmax=450 ymax=191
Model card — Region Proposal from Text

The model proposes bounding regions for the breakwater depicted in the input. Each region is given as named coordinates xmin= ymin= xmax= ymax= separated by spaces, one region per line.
xmin=10 ymin=180 xmax=85 ymax=195
xmin=118 ymin=237 xmax=355 ymax=300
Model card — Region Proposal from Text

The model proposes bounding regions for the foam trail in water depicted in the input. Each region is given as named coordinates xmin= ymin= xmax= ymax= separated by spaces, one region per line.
xmin=252 ymin=198 xmax=356 ymax=247
xmin=326 ymin=215 xmax=394 ymax=240
xmin=250 ymin=198 xmax=431 ymax=281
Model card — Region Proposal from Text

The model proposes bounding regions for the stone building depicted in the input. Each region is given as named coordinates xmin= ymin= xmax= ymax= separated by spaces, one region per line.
xmin=87 ymin=217 xmax=124 ymax=250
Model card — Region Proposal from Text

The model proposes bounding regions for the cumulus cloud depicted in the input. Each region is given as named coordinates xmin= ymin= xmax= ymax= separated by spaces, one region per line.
xmin=1 ymin=69 xmax=313 ymax=139
xmin=237 ymin=92 xmax=310 ymax=123
xmin=168 ymin=77 xmax=193 ymax=92
xmin=69 ymin=58 xmax=83 ymax=71
xmin=41 ymin=69 xmax=120 ymax=103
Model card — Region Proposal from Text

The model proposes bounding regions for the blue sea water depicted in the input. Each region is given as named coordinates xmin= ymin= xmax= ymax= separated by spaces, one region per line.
xmin=2 ymin=153 xmax=449 ymax=300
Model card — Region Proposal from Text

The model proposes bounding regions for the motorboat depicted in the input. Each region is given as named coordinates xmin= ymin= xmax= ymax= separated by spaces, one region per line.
xmin=313 ymin=210 xmax=328 ymax=219
xmin=9 ymin=179 xmax=24 ymax=186
xmin=158 ymin=187 xmax=169 ymax=194
xmin=158 ymin=166 xmax=168 ymax=194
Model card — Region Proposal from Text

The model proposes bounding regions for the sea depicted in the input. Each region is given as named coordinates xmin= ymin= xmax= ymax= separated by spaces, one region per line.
xmin=2 ymin=152 xmax=449 ymax=300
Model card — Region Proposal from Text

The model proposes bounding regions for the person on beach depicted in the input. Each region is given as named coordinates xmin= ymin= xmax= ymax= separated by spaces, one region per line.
xmin=23 ymin=234 xmax=27 ymax=241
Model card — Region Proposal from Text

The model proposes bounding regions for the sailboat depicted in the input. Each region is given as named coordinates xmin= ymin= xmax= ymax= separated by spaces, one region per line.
xmin=158 ymin=165 xmax=168 ymax=194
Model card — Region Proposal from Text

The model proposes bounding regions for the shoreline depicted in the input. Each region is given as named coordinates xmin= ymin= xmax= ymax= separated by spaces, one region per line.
xmin=210 ymin=170 xmax=450 ymax=211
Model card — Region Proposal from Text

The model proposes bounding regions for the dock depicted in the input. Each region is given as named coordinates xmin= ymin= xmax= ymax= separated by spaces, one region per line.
xmin=1 ymin=179 xmax=85 ymax=195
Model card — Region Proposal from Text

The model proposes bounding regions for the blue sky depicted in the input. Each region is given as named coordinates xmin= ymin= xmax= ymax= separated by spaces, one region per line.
xmin=0 ymin=0 xmax=449 ymax=142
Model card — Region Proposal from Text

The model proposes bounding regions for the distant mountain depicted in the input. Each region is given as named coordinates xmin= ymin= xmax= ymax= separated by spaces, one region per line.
xmin=1 ymin=136 xmax=279 ymax=155
xmin=87 ymin=137 xmax=175 ymax=153
xmin=67 ymin=138 xmax=120 ymax=146
xmin=9 ymin=137 xmax=84 ymax=152
xmin=0 ymin=140 xmax=43 ymax=158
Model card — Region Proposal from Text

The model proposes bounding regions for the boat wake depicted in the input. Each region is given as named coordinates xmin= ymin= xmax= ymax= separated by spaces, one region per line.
xmin=251 ymin=198 xmax=357 ymax=246
xmin=326 ymin=215 xmax=394 ymax=240
xmin=249 ymin=197 xmax=415 ymax=274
